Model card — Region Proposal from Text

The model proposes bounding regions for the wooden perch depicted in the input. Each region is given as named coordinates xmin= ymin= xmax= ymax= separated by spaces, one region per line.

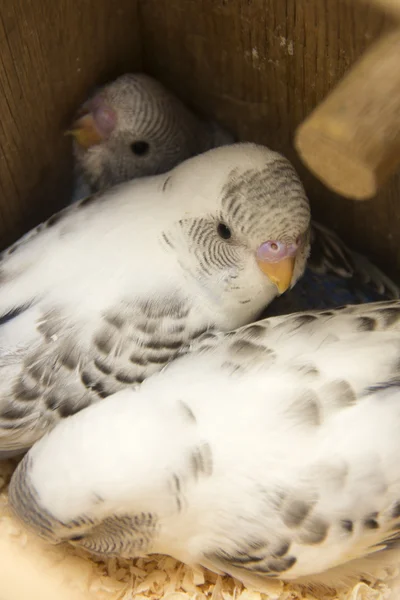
xmin=294 ymin=28 xmax=400 ymax=200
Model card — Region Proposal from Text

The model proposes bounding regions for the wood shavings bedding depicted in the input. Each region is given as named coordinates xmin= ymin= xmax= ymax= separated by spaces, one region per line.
xmin=0 ymin=460 xmax=399 ymax=600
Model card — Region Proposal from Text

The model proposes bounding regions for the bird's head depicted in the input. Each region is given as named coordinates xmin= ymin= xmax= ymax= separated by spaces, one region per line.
xmin=67 ymin=73 xmax=216 ymax=192
xmin=159 ymin=143 xmax=311 ymax=326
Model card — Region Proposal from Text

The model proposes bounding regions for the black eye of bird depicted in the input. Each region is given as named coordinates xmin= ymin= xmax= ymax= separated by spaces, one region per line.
xmin=130 ymin=141 xmax=150 ymax=156
xmin=69 ymin=535 xmax=85 ymax=542
xmin=217 ymin=222 xmax=232 ymax=240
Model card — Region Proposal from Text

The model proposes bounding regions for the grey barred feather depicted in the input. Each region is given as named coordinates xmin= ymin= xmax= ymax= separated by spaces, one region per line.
xmin=220 ymin=162 xmax=310 ymax=241
xmin=10 ymin=299 xmax=400 ymax=591
xmin=0 ymin=143 xmax=310 ymax=456
xmin=72 ymin=73 xmax=235 ymax=195
xmin=0 ymin=297 xmax=198 ymax=452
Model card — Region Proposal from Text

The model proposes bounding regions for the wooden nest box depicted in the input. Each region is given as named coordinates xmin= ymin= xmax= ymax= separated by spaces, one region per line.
xmin=1 ymin=0 xmax=400 ymax=598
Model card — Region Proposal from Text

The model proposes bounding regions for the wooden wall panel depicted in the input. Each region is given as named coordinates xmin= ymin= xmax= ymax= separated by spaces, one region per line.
xmin=0 ymin=0 xmax=141 ymax=248
xmin=139 ymin=0 xmax=400 ymax=276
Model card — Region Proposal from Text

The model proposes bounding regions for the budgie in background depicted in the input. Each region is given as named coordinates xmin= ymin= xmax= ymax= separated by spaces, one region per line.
xmin=68 ymin=73 xmax=235 ymax=202
xmin=67 ymin=72 xmax=399 ymax=308
xmin=11 ymin=299 xmax=400 ymax=592
xmin=0 ymin=143 xmax=311 ymax=458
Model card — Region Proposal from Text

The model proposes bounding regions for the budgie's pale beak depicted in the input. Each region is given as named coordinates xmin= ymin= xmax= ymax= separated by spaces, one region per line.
xmin=256 ymin=256 xmax=295 ymax=294
xmin=66 ymin=113 xmax=104 ymax=149
xmin=256 ymin=239 xmax=299 ymax=294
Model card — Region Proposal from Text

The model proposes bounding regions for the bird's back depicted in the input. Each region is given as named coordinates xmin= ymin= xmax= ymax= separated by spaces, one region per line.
xmin=9 ymin=300 xmax=400 ymax=589
xmin=147 ymin=301 xmax=400 ymax=585
xmin=0 ymin=178 xmax=200 ymax=454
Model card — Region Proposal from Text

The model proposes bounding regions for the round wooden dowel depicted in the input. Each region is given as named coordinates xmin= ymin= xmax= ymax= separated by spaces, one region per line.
xmin=294 ymin=29 xmax=400 ymax=200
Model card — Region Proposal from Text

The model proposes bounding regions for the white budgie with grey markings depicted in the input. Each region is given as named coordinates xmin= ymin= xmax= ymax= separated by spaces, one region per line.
xmin=66 ymin=72 xmax=399 ymax=303
xmin=10 ymin=300 xmax=400 ymax=591
xmin=0 ymin=143 xmax=310 ymax=458
xmin=68 ymin=72 xmax=234 ymax=201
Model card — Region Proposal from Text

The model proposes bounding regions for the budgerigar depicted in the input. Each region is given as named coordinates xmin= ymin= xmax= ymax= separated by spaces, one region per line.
xmin=68 ymin=72 xmax=234 ymax=201
xmin=67 ymin=72 xmax=399 ymax=306
xmin=10 ymin=300 xmax=400 ymax=591
xmin=0 ymin=143 xmax=310 ymax=458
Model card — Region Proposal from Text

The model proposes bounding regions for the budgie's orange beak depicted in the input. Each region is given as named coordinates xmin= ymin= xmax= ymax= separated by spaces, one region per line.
xmin=66 ymin=95 xmax=116 ymax=149
xmin=256 ymin=256 xmax=295 ymax=294
xmin=65 ymin=113 xmax=104 ymax=149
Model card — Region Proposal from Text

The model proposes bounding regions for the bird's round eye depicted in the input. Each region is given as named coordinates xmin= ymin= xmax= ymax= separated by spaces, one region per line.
xmin=130 ymin=141 xmax=150 ymax=156
xmin=217 ymin=223 xmax=232 ymax=240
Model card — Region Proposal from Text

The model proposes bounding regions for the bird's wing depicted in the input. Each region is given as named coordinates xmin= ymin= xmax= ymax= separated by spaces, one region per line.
xmin=309 ymin=220 xmax=399 ymax=299
xmin=183 ymin=301 xmax=400 ymax=586
xmin=0 ymin=191 xmax=200 ymax=455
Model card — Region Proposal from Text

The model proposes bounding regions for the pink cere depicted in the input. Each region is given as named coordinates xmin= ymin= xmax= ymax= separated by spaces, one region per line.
xmin=256 ymin=239 xmax=299 ymax=263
